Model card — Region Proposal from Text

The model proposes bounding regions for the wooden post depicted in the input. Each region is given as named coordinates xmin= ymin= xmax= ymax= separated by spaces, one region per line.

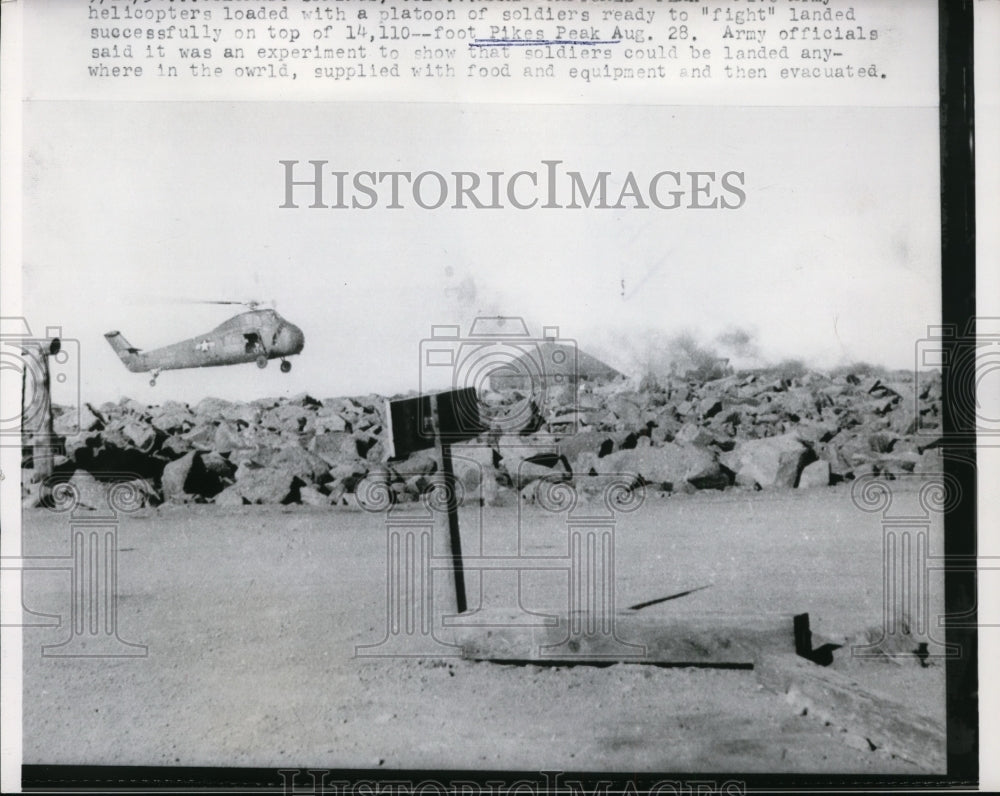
xmin=430 ymin=393 xmax=467 ymax=614
xmin=23 ymin=342 xmax=56 ymax=482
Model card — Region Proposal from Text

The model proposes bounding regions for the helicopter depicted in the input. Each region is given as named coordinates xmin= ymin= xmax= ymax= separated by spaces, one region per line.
xmin=104 ymin=301 xmax=305 ymax=386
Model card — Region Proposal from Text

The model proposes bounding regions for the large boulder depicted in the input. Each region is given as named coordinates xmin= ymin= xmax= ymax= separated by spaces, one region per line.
xmin=583 ymin=408 xmax=619 ymax=430
xmin=449 ymin=443 xmax=497 ymax=490
xmin=150 ymin=402 xmax=196 ymax=434
xmin=891 ymin=410 xmax=919 ymax=436
xmin=720 ymin=433 xmax=812 ymax=489
xmin=322 ymin=396 xmax=364 ymax=422
xmin=674 ymin=422 xmax=716 ymax=447
xmin=507 ymin=453 xmax=571 ymax=490
xmin=62 ymin=433 xmax=102 ymax=468
xmin=161 ymin=451 xmax=228 ymax=501
xmin=875 ymin=452 xmax=921 ymax=477
xmin=571 ymin=451 xmax=601 ymax=477
xmin=597 ymin=443 xmax=725 ymax=490
xmin=289 ymin=392 xmax=322 ymax=408
xmin=797 ymin=459 xmax=831 ymax=488
xmin=826 ymin=433 xmax=875 ymax=477
xmin=226 ymin=443 xmax=277 ymax=469
xmin=161 ymin=451 xmax=199 ymax=501
xmin=261 ymin=403 xmax=314 ymax=433
xmin=868 ymin=430 xmax=899 ymax=454
xmin=310 ymin=431 xmax=357 ymax=465
xmin=200 ymin=450 xmax=236 ymax=482
xmin=61 ymin=470 xmax=109 ymax=510
xmin=772 ymin=387 xmax=821 ymax=421
xmin=74 ymin=438 xmax=166 ymax=481
xmin=182 ymin=422 xmax=218 ymax=449
xmin=118 ymin=397 xmax=149 ymax=418
xmin=98 ymin=422 xmax=133 ymax=451
xmin=914 ymin=447 xmax=943 ymax=475
xmin=607 ymin=395 xmax=643 ymax=428
xmin=495 ymin=435 xmax=558 ymax=469
xmin=298 ymin=484 xmax=332 ymax=507
xmin=269 ymin=445 xmax=331 ymax=485
xmin=794 ymin=420 xmax=839 ymax=446
xmin=214 ymin=486 xmax=249 ymax=507
xmin=490 ymin=399 xmax=545 ymax=435
xmin=328 ymin=459 xmax=370 ymax=493
xmin=698 ymin=395 xmax=723 ymax=420
xmin=546 ymin=410 xmax=589 ymax=434
xmin=194 ymin=397 xmax=234 ymax=421
xmin=122 ymin=420 xmax=159 ymax=453
xmin=53 ymin=403 xmax=105 ymax=436
xmin=221 ymin=468 xmax=304 ymax=504
xmin=557 ymin=431 xmax=616 ymax=463
xmin=362 ymin=435 xmax=386 ymax=463
xmin=390 ymin=449 xmax=438 ymax=479
xmin=314 ymin=408 xmax=349 ymax=433
xmin=219 ymin=402 xmax=261 ymax=427
xmin=212 ymin=422 xmax=245 ymax=454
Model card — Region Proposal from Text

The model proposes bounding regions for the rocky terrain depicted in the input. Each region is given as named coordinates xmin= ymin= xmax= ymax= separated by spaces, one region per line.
xmin=19 ymin=367 xmax=950 ymax=775
xmin=23 ymin=366 xmax=943 ymax=509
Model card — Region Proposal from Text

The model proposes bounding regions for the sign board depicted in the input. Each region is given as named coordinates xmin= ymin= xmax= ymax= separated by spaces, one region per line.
xmin=384 ymin=386 xmax=484 ymax=460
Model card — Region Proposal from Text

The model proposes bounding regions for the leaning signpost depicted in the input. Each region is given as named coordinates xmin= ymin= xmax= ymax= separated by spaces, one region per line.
xmin=384 ymin=386 xmax=484 ymax=614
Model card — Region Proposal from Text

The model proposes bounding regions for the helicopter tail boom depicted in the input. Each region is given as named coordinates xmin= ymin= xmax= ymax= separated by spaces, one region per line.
xmin=104 ymin=331 xmax=147 ymax=373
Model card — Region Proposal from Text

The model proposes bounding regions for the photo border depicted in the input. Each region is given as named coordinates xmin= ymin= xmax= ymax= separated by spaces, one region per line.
xmin=12 ymin=0 xmax=980 ymax=791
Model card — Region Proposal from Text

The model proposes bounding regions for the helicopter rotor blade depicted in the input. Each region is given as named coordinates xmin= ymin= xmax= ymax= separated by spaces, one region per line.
xmin=131 ymin=297 xmax=275 ymax=309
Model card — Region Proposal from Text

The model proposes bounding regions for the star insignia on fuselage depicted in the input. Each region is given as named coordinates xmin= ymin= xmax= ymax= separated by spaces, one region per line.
xmin=196 ymin=339 xmax=215 ymax=353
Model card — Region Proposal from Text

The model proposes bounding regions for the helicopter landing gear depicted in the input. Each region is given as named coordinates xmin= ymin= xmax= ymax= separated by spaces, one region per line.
xmin=280 ymin=359 xmax=292 ymax=374
xmin=149 ymin=369 xmax=161 ymax=387
xmin=256 ymin=355 xmax=268 ymax=369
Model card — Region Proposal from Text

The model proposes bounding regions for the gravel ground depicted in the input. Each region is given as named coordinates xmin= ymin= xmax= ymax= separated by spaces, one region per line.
xmin=20 ymin=483 xmax=945 ymax=773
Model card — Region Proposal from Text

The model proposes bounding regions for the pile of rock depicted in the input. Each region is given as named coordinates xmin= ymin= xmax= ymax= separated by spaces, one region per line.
xmin=23 ymin=367 xmax=943 ymax=508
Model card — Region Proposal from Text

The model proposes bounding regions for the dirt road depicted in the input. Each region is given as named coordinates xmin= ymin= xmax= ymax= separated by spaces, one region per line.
xmin=20 ymin=484 xmax=945 ymax=773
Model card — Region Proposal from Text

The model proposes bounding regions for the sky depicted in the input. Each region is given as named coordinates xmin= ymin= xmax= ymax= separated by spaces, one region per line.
xmin=20 ymin=101 xmax=941 ymax=405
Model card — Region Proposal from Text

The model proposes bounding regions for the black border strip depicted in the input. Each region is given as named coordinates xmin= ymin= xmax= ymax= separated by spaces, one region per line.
xmin=21 ymin=0 xmax=980 ymax=791
xmin=11 ymin=766 xmax=981 ymax=792
xmin=939 ymin=0 xmax=978 ymax=783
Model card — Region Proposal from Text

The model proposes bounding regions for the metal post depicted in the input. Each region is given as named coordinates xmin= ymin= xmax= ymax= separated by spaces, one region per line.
xmin=430 ymin=393 xmax=467 ymax=614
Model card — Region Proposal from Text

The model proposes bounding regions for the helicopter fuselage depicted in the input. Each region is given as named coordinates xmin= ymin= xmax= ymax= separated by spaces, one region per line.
xmin=105 ymin=309 xmax=304 ymax=379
